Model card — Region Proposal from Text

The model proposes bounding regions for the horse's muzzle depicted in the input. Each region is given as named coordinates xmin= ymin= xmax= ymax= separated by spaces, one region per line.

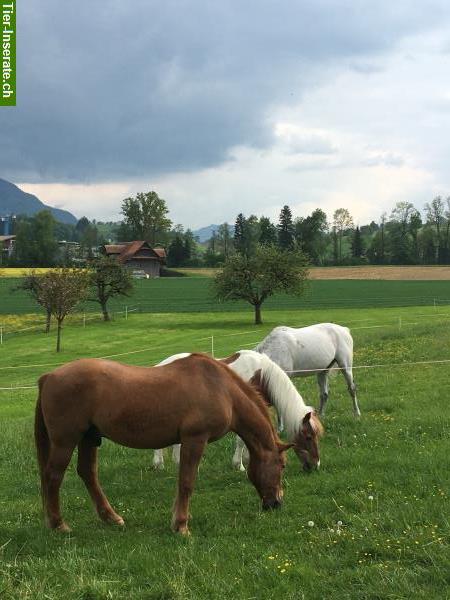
xmin=262 ymin=498 xmax=282 ymax=511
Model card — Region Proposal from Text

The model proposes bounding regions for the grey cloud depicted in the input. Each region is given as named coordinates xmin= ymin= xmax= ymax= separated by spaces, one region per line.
xmin=284 ymin=134 xmax=337 ymax=155
xmin=1 ymin=0 xmax=449 ymax=183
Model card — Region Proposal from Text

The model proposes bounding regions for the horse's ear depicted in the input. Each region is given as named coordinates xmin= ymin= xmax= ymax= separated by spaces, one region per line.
xmin=277 ymin=442 xmax=294 ymax=453
xmin=302 ymin=410 xmax=313 ymax=425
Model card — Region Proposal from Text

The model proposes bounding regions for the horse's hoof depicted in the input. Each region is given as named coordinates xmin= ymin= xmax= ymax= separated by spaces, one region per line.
xmin=55 ymin=522 xmax=71 ymax=533
xmin=177 ymin=525 xmax=191 ymax=536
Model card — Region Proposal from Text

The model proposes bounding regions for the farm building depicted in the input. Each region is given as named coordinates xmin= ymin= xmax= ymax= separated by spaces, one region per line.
xmin=103 ymin=241 xmax=166 ymax=277
xmin=0 ymin=234 xmax=15 ymax=261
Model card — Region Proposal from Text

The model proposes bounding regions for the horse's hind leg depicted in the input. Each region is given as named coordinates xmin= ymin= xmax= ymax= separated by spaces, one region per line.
xmin=153 ymin=449 xmax=165 ymax=469
xmin=317 ymin=371 xmax=330 ymax=416
xmin=44 ymin=444 xmax=75 ymax=531
xmin=172 ymin=437 xmax=206 ymax=535
xmin=342 ymin=368 xmax=360 ymax=417
xmin=77 ymin=438 xmax=124 ymax=526
xmin=232 ymin=436 xmax=246 ymax=471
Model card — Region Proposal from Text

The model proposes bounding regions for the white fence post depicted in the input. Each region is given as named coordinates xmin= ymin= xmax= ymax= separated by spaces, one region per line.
xmin=125 ymin=306 xmax=128 ymax=320
xmin=83 ymin=313 xmax=86 ymax=328
xmin=211 ymin=335 xmax=215 ymax=358
xmin=0 ymin=326 xmax=3 ymax=345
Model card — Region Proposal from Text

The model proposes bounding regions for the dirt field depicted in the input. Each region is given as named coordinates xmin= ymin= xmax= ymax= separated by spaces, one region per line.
xmin=308 ymin=266 xmax=450 ymax=280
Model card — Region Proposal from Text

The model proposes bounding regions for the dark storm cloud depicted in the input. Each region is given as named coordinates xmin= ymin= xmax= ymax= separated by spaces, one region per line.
xmin=1 ymin=0 xmax=448 ymax=182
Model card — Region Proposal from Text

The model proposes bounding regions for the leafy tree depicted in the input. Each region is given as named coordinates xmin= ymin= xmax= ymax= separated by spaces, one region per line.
xmin=167 ymin=234 xmax=186 ymax=267
xmin=183 ymin=229 xmax=196 ymax=263
xmin=121 ymin=191 xmax=172 ymax=244
xmin=13 ymin=211 xmax=58 ymax=266
xmin=75 ymin=216 xmax=91 ymax=237
xmin=350 ymin=226 xmax=364 ymax=258
xmin=259 ymin=216 xmax=277 ymax=246
xmin=277 ymin=205 xmax=294 ymax=250
xmin=217 ymin=223 xmax=232 ymax=258
xmin=214 ymin=245 xmax=309 ymax=324
xmin=233 ymin=213 xmax=259 ymax=257
xmin=333 ymin=208 xmax=353 ymax=262
xmin=389 ymin=202 xmax=420 ymax=264
xmin=89 ymin=256 xmax=134 ymax=321
xmin=19 ymin=271 xmax=52 ymax=332
xmin=295 ymin=209 xmax=328 ymax=264
xmin=27 ymin=269 xmax=90 ymax=352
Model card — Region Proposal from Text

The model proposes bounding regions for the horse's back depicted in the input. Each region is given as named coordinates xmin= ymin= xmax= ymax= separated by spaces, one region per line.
xmin=256 ymin=323 xmax=353 ymax=372
xmin=38 ymin=356 xmax=237 ymax=449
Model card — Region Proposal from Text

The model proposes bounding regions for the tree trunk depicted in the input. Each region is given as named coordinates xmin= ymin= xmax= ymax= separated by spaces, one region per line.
xmin=101 ymin=300 xmax=110 ymax=321
xmin=56 ymin=318 xmax=62 ymax=352
xmin=254 ymin=303 xmax=262 ymax=325
xmin=45 ymin=310 xmax=51 ymax=333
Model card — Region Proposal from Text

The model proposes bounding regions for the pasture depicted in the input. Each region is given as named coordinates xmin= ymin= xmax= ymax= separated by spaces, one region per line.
xmin=0 ymin=289 xmax=450 ymax=598
xmin=3 ymin=275 xmax=450 ymax=315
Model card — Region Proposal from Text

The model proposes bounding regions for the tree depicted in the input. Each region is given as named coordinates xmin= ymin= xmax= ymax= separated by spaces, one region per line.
xmin=295 ymin=209 xmax=328 ymax=264
xmin=214 ymin=245 xmax=309 ymax=324
xmin=89 ymin=256 xmax=134 ymax=321
xmin=350 ymin=226 xmax=364 ymax=258
xmin=277 ymin=205 xmax=294 ymax=250
xmin=19 ymin=271 xmax=52 ymax=332
xmin=389 ymin=202 xmax=420 ymax=264
xmin=28 ymin=269 xmax=89 ymax=352
xmin=259 ymin=216 xmax=277 ymax=246
xmin=233 ymin=213 xmax=259 ymax=257
xmin=167 ymin=234 xmax=186 ymax=267
xmin=121 ymin=191 xmax=172 ymax=244
xmin=333 ymin=208 xmax=354 ymax=262
xmin=217 ymin=223 xmax=232 ymax=258
xmin=13 ymin=211 xmax=58 ymax=266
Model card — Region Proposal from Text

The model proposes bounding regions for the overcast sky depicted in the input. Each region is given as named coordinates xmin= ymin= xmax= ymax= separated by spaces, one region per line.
xmin=3 ymin=1 xmax=450 ymax=228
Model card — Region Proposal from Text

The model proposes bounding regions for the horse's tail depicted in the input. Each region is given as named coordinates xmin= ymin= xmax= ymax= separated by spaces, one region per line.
xmin=35 ymin=375 xmax=50 ymax=493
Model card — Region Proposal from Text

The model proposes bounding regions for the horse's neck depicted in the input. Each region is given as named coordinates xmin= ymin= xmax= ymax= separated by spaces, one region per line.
xmin=232 ymin=394 xmax=276 ymax=457
xmin=260 ymin=359 xmax=307 ymax=441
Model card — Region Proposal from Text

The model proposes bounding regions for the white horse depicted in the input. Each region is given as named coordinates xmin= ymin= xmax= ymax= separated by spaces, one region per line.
xmin=152 ymin=350 xmax=324 ymax=472
xmin=256 ymin=323 xmax=360 ymax=418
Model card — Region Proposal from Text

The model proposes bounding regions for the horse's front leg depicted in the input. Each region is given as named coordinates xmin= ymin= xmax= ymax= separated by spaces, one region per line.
xmin=172 ymin=444 xmax=181 ymax=464
xmin=171 ymin=438 xmax=206 ymax=535
xmin=232 ymin=435 xmax=246 ymax=471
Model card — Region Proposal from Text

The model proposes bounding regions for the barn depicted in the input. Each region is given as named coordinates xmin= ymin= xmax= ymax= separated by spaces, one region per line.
xmin=103 ymin=241 xmax=166 ymax=277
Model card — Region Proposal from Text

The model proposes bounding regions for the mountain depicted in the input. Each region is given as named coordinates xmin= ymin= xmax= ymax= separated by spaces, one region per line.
xmin=192 ymin=223 xmax=234 ymax=243
xmin=0 ymin=178 xmax=77 ymax=224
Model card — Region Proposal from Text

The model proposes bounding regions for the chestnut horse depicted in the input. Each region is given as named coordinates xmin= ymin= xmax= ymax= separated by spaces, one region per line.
xmin=35 ymin=354 xmax=291 ymax=535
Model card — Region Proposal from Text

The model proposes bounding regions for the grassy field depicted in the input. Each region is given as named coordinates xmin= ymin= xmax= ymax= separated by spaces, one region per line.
xmin=1 ymin=299 xmax=450 ymax=599
xmin=2 ymin=276 xmax=450 ymax=316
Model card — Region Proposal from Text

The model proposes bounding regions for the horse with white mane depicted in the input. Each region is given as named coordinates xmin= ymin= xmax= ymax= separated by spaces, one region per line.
xmin=255 ymin=323 xmax=360 ymax=417
xmin=154 ymin=350 xmax=324 ymax=472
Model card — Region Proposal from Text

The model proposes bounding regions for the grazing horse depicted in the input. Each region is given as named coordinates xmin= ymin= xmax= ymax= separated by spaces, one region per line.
xmin=154 ymin=350 xmax=323 ymax=472
xmin=35 ymin=354 xmax=291 ymax=535
xmin=256 ymin=323 xmax=360 ymax=417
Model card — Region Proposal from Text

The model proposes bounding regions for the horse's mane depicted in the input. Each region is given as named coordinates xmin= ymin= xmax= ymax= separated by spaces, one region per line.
xmin=310 ymin=412 xmax=324 ymax=438
xmin=242 ymin=351 xmax=310 ymax=440
xmin=190 ymin=353 xmax=279 ymax=442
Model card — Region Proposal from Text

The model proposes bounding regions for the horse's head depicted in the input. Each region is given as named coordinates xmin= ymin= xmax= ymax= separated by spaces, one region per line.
xmin=246 ymin=442 xmax=293 ymax=510
xmin=293 ymin=410 xmax=324 ymax=473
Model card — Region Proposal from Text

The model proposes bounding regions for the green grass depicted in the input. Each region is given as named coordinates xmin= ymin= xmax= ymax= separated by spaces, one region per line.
xmin=1 ymin=305 xmax=450 ymax=599
xmin=2 ymin=276 xmax=450 ymax=315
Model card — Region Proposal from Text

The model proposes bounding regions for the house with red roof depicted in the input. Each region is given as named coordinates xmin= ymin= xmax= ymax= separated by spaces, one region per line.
xmin=103 ymin=241 xmax=166 ymax=277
